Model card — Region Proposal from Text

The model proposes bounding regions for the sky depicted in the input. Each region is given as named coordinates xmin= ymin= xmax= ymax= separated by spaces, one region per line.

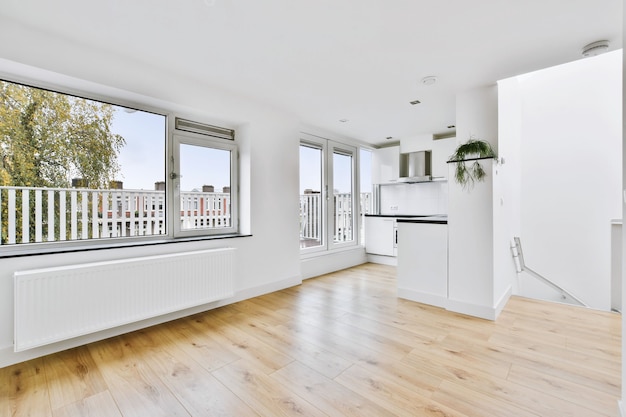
xmin=110 ymin=108 xmax=165 ymax=190
xmin=112 ymin=106 xmax=371 ymax=195
xmin=299 ymin=145 xmax=371 ymax=195
xmin=111 ymin=107 xmax=231 ymax=192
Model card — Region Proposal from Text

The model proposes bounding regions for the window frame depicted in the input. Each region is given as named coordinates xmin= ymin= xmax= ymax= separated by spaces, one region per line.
xmin=299 ymin=139 xmax=327 ymax=255
xmin=170 ymin=131 xmax=239 ymax=238
xmin=0 ymin=74 xmax=241 ymax=256
xmin=299 ymin=134 xmax=359 ymax=256
xmin=328 ymin=143 xmax=358 ymax=251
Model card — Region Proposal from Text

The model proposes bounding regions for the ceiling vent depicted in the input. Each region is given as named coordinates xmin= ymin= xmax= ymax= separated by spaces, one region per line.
xmin=433 ymin=131 xmax=456 ymax=140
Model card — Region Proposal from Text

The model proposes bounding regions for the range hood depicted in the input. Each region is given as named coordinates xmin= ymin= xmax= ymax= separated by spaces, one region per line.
xmin=398 ymin=150 xmax=432 ymax=182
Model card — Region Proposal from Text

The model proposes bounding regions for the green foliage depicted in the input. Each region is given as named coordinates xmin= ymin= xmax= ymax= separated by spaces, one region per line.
xmin=448 ymin=138 xmax=497 ymax=189
xmin=0 ymin=81 xmax=126 ymax=244
xmin=0 ymin=80 xmax=125 ymax=189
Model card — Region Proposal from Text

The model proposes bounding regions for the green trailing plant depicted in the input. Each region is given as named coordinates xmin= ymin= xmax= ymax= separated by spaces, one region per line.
xmin=449 ymin=138 xmax=497 ymax=188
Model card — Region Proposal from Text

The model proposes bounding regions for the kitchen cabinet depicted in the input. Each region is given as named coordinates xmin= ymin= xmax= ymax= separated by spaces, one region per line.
xmin=397 ymin=220 xmax=448 ymax=308
xmin=372 ymin=146 xmax=400 ymax=184
xmin=364 ymin=216 xmax=397 ymax=256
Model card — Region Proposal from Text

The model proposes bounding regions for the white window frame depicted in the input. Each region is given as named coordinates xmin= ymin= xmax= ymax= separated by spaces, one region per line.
xmin=300 ymin=135 xmax=358 ymax=255
xmin=0 ymin=72 xmax=241 ymax=255
xmin=170 ymin=131 xmax=239 ymax=238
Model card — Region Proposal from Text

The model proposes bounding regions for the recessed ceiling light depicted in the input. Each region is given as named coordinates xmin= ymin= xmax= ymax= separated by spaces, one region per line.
xmin=421 ymin=76 xmax=438 ymax=86
xmin=409 ymin=100 xmax=421 ymax=105
xmin=339 ymin=119 xmax=349 ymax=123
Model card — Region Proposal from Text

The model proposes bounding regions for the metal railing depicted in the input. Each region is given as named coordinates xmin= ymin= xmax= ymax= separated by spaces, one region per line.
xmin=1 ymin=185 xmax=372 ymax=247
xmin=299 ymin=192 xmax=372 ymax=243
xmin=511 ymin=237 xmax=587 ymax=307
xmin=0 ymin=186 xmax=230 ymax=245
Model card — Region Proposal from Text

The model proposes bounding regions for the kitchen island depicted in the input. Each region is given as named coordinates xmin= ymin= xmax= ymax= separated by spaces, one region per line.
xmin=364 ymin=214 xmax=440 ymax=264
xmin=396 ymin=216 xmax=448 ymax=309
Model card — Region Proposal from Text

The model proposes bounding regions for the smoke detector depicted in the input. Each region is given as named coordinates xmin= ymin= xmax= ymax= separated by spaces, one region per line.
xmin=421 ymin=76 xmax=438 ymax=86
xmin=582 ymin=40 xmax=609 ymax=57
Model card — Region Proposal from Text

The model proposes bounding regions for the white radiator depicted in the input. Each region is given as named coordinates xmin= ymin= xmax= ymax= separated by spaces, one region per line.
xmin=14 ymin=248 xmax=235 ymax=352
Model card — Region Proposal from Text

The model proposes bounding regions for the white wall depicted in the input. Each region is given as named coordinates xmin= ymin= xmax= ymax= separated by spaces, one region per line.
xmin=0 ymin=17 xmax=311 ymax=366
xmin=511 ymin=51 xmax=622 ymax=310
xmin=497 ymin=78 xmax=524 ymax=296
xmin=379 ymin=182 xmax=448 ymax=215
xmin=447 ymin=85 xmax=510 ymax=320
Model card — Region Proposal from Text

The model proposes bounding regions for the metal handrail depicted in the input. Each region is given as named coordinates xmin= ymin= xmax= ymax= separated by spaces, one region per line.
xmin=511 ymin=237 xmax=588 ymax=307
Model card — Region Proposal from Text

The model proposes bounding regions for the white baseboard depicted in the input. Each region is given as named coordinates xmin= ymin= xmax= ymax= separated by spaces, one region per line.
xmin=301 ymin=247 xmax=367 ymax=279
xmin=366 ymin=254 xmax=397 ymax=266
xmin=399 ymin=285 xmax=512 ymax=321
xmin=494 ymin=285 xmax=513 ymax=318
xmin=0 ymin=274 xmax=301 ymax=369
xmin=446 ymin=298 xmax=498 ymax=320
xmin=398 ymin=288 xmax=447 ymax=309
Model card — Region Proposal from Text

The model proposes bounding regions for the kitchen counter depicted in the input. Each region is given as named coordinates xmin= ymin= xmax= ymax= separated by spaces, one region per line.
xmin=366 ymin=214 xmax=446 ymax=222
xmin=397 ymin=218 xmax=448 ymax=309
xmin=396 ymin=215 xmax=447 ymax=224
xmin=364 ymin=214 xmax=434 ymax=218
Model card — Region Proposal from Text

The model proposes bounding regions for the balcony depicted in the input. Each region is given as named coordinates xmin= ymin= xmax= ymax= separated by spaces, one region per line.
xmin=0 ymin=186 xmax=372 ymax=247
xmin=300 ymin=192 xmax=372 ymax=249
xmin=0 ymin=186 xmax=230 ymax=245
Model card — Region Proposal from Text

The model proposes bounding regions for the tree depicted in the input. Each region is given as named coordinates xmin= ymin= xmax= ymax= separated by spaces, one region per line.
xmin=0 ymin=80 xmax=126 ymax=244
xmin=0 ymin=80 xmax=125 ymax=188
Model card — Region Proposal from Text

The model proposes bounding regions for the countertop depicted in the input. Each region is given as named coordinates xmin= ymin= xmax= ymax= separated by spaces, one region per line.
xmin=396 ymin=215 xmax=448 ymax=224
xmin=364 ymin=214 xmax=448 ymax=224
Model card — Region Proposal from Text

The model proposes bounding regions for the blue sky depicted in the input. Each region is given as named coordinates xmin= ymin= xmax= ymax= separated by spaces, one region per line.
xmin=111 ymin=108 xmax=232 ymax=192
xmin=112 ymin=107 xmax=371 ymax=194
xmin=111 ymin=108 xmax=166 ymax=190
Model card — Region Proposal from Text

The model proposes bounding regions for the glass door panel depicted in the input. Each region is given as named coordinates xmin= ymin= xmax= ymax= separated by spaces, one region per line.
xmin=299 ymin=144 xmax=323 ymax=249
xmin=332 ymin=150 xmax=354 ymax=244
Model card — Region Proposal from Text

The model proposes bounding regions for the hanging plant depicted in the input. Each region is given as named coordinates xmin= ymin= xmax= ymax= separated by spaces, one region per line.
xmin=448 ymin=138 xmax=497 ymax=188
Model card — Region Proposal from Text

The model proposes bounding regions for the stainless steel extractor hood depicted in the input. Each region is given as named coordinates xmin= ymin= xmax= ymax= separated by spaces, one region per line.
xmin=398 ymin=150 xmax=432 ymax=182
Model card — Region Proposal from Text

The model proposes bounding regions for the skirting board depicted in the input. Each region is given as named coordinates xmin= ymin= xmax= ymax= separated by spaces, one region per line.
xmin=397 ymin=288 xmax=447 ymax=309
xmin=445 ymin=286 xmax=512 ymax=321
xmin=0 ymin=274 xmax=301 ymax=368
xmin=301 ymin=247 xmax=367 ymax=280
xmin=366 ymin=254 xmax=397 ymax=266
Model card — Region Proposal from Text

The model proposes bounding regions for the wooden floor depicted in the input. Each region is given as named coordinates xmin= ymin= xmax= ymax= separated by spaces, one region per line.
xmin=1 ymin=263 xmax=622 ymax=416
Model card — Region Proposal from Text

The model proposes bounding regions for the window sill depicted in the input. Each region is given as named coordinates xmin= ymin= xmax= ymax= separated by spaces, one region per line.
xmin=0 ymin=234 xmax=253 ymax=259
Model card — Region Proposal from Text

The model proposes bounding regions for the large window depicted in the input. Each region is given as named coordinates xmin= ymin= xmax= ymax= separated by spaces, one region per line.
xmin=0 ymin=79 xmax=238 ymax=250
xmin=299 ymin=136 xmax=358 ymax=253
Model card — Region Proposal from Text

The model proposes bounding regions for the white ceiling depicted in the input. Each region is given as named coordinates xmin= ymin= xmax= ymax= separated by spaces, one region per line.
xmin=0 ymin=0 xmax=622 ymax=146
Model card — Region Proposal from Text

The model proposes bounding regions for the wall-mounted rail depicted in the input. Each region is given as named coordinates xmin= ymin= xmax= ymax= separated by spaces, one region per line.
xmin=511 ymin=237 xmax=588 ymax=308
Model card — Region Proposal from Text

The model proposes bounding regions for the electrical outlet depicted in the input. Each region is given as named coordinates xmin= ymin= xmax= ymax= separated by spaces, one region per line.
xmin=390 ymin=205 xmax=398 ymax=211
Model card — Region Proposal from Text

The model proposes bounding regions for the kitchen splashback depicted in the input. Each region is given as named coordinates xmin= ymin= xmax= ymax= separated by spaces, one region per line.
xmin=379 ymin=181 xmax=448 ymax=215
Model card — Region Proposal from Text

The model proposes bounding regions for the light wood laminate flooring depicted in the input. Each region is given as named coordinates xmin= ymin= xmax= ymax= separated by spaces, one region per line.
xmin=1 ymin=263 xmax=621 ymax=416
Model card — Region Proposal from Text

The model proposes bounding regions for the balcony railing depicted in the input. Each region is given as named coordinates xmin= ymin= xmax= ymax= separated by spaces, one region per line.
xmin=0 ymin=185 xmax=230 ymax=245
xmin=0 ymin=185 xmax=372 ymax=246
xmin=299 ymin=192 xmax=372 ymax=246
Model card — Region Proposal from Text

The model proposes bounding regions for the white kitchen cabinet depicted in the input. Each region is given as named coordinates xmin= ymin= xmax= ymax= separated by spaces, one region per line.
xmin=364 ymin=216 xmax=397 ymax=256
xmin=397 ymin=221 xmax=448 ymax=308
xmin=372 ymin=146 xmax=400 ymax=184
